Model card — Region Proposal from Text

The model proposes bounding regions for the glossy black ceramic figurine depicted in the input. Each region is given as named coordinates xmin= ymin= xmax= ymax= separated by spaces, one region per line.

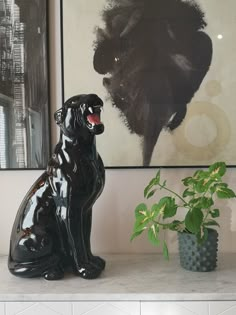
xmin=8 ymin=94 xmax=105 ymax=280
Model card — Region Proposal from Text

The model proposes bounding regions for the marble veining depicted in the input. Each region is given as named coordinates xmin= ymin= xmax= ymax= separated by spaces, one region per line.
xmin=0 ymin=254 xmax=236 ymax=301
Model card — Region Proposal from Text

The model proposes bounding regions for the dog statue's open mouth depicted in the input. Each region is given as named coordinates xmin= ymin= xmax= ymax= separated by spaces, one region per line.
xmin=85 ymin=105 xmax=104 ymax=134
xmin=87 ymin=113 xmax=101 ymax=125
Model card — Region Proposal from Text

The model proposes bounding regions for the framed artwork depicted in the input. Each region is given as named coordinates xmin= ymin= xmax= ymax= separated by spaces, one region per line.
xmin=0 ymin=0 xmax=50 ymax=169
xmin=62 ymin=0 xmax=236 ymax=168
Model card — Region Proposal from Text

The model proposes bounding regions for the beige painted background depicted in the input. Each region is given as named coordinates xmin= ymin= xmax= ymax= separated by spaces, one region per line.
xmin=0 ymin=0 xmax=235 ymax=257
xmin=63 ymin=0 xmax=236 ymax=167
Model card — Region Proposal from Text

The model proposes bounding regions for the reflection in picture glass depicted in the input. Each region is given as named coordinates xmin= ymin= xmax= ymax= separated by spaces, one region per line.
xmin=0 ymin=0 xmax=50 ymax=169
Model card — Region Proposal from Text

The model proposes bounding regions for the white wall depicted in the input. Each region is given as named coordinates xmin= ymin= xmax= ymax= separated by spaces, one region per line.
xmin=0 ymin=0 xmax=235 ymax=256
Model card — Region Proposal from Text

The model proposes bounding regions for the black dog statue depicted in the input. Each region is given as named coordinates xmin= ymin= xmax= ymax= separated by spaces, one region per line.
xmin=8 ymin=94 xmax=105 ymax=280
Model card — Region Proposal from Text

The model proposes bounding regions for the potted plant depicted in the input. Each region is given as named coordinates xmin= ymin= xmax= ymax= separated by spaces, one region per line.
xmin=131 ymin=162 xmax=236 ymax=271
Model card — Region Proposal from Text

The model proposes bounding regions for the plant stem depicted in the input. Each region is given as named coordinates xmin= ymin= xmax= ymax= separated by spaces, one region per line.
xmin=203 ymin=209 xmax=211 ymax=223
xmin=158 ymin=183 xmax=187 ymax=205
xmin=202 ymin=192 xmax=214 ymax=224
xmin=152 ymin=219 xmax=185 ymax=228
xmin=152 ymin=220 xmax=169 ymax=227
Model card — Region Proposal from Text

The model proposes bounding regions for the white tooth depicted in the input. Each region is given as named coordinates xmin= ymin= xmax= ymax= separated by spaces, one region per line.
xmin=88 ymin=107 xmax=93 ymax=113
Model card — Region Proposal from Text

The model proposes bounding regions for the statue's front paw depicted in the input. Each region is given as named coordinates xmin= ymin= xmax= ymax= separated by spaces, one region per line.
xmin=90 ymin=255 xmax=106 ymax=270
xmin=43 ymin=265 xmax=64 ymax=281
xmin=74 ymin=262 xmax=103 ymax=279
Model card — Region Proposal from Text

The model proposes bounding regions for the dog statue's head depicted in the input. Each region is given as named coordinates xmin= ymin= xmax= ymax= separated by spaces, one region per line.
xmin=54 ymin=94 xmax=104 ymax=138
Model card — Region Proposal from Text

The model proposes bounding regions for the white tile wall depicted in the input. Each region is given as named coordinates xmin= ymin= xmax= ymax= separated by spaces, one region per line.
xmin=209 ymin=302 xmax=236 ymax=315
xmin=142 ymin=302 xmax=209 ymax=315
xmin=6 ymin=303 xmax=35 ymax=315
xmin=0 ymin=303 xmax=4 ymax=314
xmin=73 ymin=302 xmax=140 ymax=315
xmin=42 ymin=302 xmax=72 ymax=315
xmin=4 ymin=302 xmax=139 ymax=315
xmin=141 ymin=302 xmax=236 ymax=315
xmin=2 ymin=301 xmax=236 ymax=315
xmin=6 ymin=302 xmax=72 ymax=315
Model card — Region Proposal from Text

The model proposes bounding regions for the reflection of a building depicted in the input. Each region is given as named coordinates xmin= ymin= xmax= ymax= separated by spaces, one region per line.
xmin=0 ymin=0 xmax=49 ymax=168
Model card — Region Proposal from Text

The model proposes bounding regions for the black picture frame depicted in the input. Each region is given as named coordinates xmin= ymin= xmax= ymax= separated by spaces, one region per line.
xmin=0 ymin=0 xmax=51 ymax=170
xmin=61 ymin=0 xmax=236 ymax=169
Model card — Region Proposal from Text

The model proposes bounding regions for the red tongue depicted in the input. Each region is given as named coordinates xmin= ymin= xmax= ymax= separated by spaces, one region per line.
xmin=87 ymin=114 xmax=101 ymax=125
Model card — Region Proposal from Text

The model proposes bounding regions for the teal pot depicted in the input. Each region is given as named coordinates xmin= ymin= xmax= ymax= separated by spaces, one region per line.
xmin=178 ymin=228 xmax=218 ymax=272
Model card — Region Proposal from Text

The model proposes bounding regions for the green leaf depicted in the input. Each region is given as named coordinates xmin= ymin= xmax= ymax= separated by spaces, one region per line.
xmin=182 ymin=177 xmax=194 ymax=187
xmin=185 ymin=208 xmax=203 ymax=233
xmin=210 ymin=183 xmax=229 ymax=195
xmin=135 ymin=203 xmax=148 ymax=219
xmin=210 ymin=209 xmax=220 ymax=218
xmin=193 ymin=170 xmax=210 ymax=179
xmin=163 ymin=202 xmax=177 ymax=219
xmin=148 ymin=224 xmax=160 ymax=246
xmin=194 ymin=179 xmax=213 ymax=193
xmin=169 ymin=220 xmax=185 ymax=232
xmin=146 ymin=189 xmax=157 ymax=199
xmin=203 ymin=219 xmax=220 ymax=228
xmin=162 ymin=241 xmax=169 ymax=260
xmin=189 ymin=197 xmax=213 ymax=209
xmin=209 ymin=161 xmax=226 ymax=177
xmin=202 ymin=178 xmax=214 ymax=189
xmin=155 ymin=169 xmax=161 ymax=181
xmin=200 ymin=197 xmax=214 ymax=209
xmin=191 ymin=169 xmax=214 ymax=193
xmin=144 ymin=177 xmax=159 ymax=198
xmin=155 ymin=197 xmax=177 ymax=219
xmin=151 ymin=203 xmax=161 ymax=217
xmin=194 ymin=181 xmax=205 ymax=193
xmin=130 ymin=229 xmax=145 ymax=241
xmin=133 ymin=204 xmax=152 ymax=234
xmin=133 ymin=210 xmax=152 ymax=233
xmin=133 ymin=217 xmax=149 ymax=234
xmin=215 ymin=185 xmax=236 ymax=199
xmin=182 ymin=189 xmax=195 ymax=198
xmin=210 ymin=183 xmax=219 ymax=194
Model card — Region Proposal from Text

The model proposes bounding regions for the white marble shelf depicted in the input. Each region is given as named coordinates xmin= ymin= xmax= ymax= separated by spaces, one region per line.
xmin=0 ymin=254 xmax=236 ymax=302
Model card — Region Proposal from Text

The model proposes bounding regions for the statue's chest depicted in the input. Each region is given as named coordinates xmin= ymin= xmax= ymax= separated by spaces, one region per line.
xmin=71 ymin=156 xmax=105 ymax=200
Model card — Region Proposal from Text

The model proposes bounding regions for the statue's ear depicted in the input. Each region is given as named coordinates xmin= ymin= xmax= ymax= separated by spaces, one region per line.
xmin=54 ymin=108 xmax=66 ymax=125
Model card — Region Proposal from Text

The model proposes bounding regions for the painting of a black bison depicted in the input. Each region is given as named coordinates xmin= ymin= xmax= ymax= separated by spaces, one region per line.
xmin=93 ymin=0 xmax=212 ymax=166
xmin=63 ymin=1 xmax=236 ymax=167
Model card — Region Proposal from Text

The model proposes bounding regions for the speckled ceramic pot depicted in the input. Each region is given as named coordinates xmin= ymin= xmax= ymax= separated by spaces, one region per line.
xmin=178 ymin=228 xmax=218 ymax=272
